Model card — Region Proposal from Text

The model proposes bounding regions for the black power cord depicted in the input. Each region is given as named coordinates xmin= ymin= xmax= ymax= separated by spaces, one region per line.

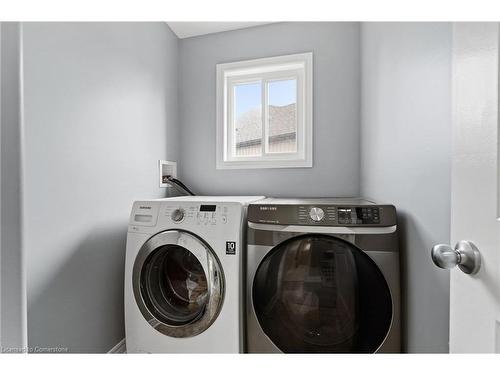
xmin=166 ymin=176 xmax=196 ymax=196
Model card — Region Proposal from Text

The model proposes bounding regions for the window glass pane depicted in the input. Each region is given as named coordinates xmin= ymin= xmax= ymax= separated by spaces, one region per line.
xmin=267 ymin=79 xmax=297 ymax=153
xmin=234 ymin=82 xmax=262 ymax=157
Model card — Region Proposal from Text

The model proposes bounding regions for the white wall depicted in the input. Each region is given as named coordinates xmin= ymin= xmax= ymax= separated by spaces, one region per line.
xmin=22 ymin=22 xmax=179 ymax=353
xmin=179 ymin=22 xmax=361 ymax=197
xmin=360 ymin=22 xmax=452 ymax=353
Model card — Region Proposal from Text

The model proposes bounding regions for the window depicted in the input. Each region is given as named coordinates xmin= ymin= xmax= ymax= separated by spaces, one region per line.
xmin=216 ymin=53 xmax=313 ymax=169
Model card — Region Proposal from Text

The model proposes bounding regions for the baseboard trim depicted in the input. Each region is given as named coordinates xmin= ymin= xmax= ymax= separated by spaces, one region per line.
xmin=108 ymin=338 xmax=126 ymax=354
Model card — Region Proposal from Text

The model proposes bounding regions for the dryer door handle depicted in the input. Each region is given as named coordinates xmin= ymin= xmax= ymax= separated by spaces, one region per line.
xmin=248 ymin=221 xmax=397 ymax=234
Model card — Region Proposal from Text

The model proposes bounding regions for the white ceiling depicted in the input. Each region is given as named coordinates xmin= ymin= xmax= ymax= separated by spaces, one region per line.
xmin=167 ymin=22 xmax=273 ymax=39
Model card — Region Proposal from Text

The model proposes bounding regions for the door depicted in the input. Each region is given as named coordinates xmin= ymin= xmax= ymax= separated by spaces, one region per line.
xmin=132 ymin=230 xmax=224 ymax=338
xmin=436 ymin=23 xmax=500 ymax=352
xmin=252 ymin=234 xmax=393 ymax=353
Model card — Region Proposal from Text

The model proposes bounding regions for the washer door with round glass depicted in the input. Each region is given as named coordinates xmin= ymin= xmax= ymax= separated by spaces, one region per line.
xmin=252 ymin=234 xmax=392 ymax=353
xmin=133 ymin=230 xmax=224 ymax=338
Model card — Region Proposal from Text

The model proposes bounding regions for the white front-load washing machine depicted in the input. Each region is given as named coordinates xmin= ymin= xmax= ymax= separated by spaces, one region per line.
xmin=125 ymin=196 xmax=264 ymax=353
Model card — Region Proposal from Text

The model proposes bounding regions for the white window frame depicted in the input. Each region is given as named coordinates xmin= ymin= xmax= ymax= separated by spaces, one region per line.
xmin=216 ymin=52 xmax=313 ymax=169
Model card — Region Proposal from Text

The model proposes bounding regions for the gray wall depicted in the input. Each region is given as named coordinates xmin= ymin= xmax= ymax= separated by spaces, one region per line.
xmin=178 ymin=22 xmax=361 ymax=197
xmin=1 ymin=21 xmax=452 ymax=353
xmin=360 ymin=23 xmax=452 ymax=353
xmin=1 ymin=22 xmax=27 ymax=351
xmin=179 ymin=22 xmax=452 ymax=352
xmin=22 ymin=22 xmax=179 ymax=353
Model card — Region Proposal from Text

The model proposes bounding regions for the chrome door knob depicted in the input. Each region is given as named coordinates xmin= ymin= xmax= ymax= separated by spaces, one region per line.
xmin=431 ymin=240 xmax=481 ymax=275
xmin=309 ymin=207 xmax=325 ymax=222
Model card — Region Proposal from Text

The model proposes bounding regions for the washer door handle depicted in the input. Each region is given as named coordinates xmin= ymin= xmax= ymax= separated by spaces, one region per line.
xmin=431 ymin=240 xmax=481 ymax=275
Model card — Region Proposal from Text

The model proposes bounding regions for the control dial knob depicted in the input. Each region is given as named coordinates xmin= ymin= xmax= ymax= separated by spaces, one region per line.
xmin=171 ymin=208 xmax=185 ymax=222
xmin=309 ymin=207 xmax=324 ymax=222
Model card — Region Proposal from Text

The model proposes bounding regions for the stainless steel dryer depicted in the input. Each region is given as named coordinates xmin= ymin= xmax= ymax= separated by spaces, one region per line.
xmin=246 ymin=198 xmax=400 ymax=353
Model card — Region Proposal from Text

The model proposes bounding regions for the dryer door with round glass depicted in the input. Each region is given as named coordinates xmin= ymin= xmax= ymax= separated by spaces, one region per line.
xmin=133 ymin=230 xmax=224 ymax=338
xmin=252 ymin=234 xmax=392 ymax=353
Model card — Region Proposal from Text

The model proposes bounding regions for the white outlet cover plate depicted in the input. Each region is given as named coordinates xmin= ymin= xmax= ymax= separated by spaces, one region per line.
xmin=159 ymin=160 xmax=177 ymax=188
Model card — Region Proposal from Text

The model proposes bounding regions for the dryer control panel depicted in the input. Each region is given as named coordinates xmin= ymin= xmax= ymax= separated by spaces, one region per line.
xmin=337 ymin=207 xmax=380 ymax=225
xmin=248 ymin=199 xmax=396 ymax=227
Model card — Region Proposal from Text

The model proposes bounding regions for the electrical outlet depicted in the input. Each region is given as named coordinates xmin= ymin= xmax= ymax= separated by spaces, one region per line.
xmin=159 ymin=160 xmax=177 ymax=188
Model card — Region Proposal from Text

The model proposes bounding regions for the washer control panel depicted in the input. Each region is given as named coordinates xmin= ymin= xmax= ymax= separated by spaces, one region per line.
xmin=163 ymin=204 xmax=229 ymax=225
xmin=248 ymin=202 xmax=396 ymax=227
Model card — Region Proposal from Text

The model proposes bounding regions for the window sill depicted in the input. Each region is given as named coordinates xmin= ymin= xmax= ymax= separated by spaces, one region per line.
xmin=216 ymin=159 xmax=313 ymax=170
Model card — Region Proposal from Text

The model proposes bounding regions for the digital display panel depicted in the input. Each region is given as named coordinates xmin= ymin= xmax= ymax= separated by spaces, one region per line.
xmin=200 ymin=205 xmax=217 ymax=212
xmin=134 ymin=214 xmax=152 ymax=222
